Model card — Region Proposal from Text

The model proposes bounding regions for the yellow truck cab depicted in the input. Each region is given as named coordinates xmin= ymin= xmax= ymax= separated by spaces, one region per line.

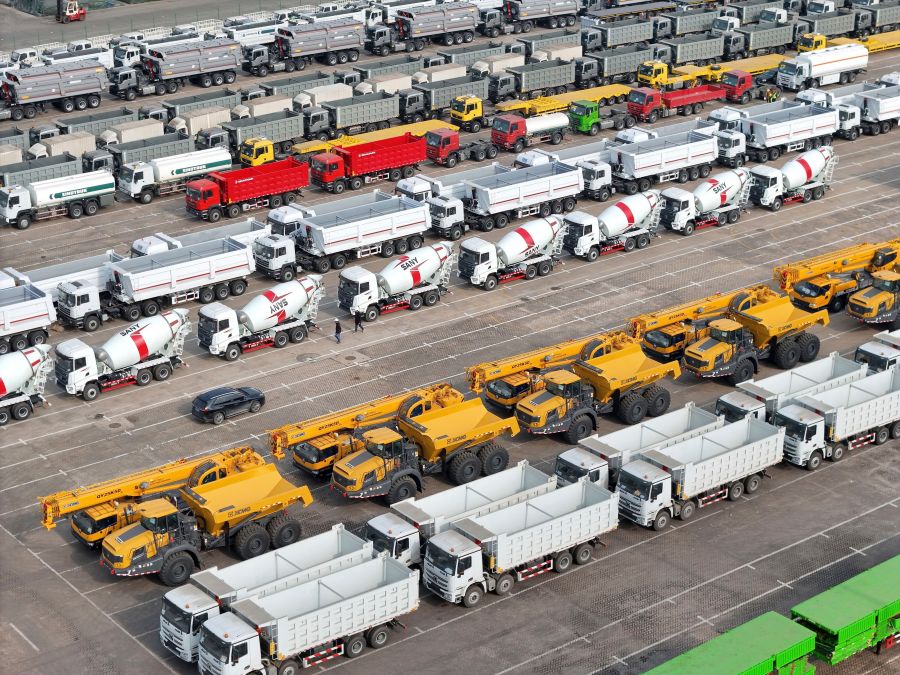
xmin=239 ymin=137 xmax=275 ymax=166
xmin=847 ymin=270 xmax=900 ymax=328
xmin=450 ymin=96 xmax=489 ymax=132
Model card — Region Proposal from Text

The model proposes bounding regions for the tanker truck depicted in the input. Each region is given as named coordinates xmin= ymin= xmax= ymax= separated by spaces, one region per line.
xmin=118 ymin=147 xmax=233 ymax=204
xmin=55 ymin=309 xmax=191 ymax=400
xmin=659 ymin=168 xmax=751 ymax=235
xmin=458 ymin=216 xmax=566 ymax=290
xmin=749 ymin=146 xmax=838 ymax=211
xmin=0 ymin=170 xmax=116 ymax=230
xmin=562 ymin=191 xmax=662 ymax=261
xmin=337 ymin=242 xmax=455 ymax=321
xmin=490 ymin=112 xmax=570 ymax=153
xmin=0 ymin=345 xmax=53 ymax=425
xmin=198 ymin=277 xmax=324 ymax=361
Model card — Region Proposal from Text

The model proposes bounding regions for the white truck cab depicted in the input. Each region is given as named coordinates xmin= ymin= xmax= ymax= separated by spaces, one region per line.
xmin=198 ymin=612 xmax=260 ymax=675
xmin=56 ymin=280 xmax=104 ymax=329
xmin=364 ymin=513 xmax=420 ymax=566
xmin=54 ymin=338 xmax=99 ymax=395
xmin=337 ymin=266 xmax=378 ymax=316
xmin=715 ymin=391 xmax=767 ymax=422
xmin=422 ymin=529 xmax=483 ymax=604
xmin=615 ymin=459 xmax=672 ymax=528
xmin=747 ymin=165 xmax=785 ymax=207
xmin=773 ymin=403 xmax=828 ymax=465
xmin=715 ymin=129 xmax=748 ymax=164
xmin=160 ymin=584 xmax=219 ymax=662
xmin=554 ymin=447 xmax=609 ymax=486
xmin=457 ymin=237 xmax=498 ymax=286
xmin=854 ymin=333 xmax=900 ymax=372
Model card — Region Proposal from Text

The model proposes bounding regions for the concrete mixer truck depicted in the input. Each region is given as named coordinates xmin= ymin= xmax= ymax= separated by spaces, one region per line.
xmin=458 ymin=217 xmax=566 ymax=291
xmin=659 ymin=168 xmax=751 ymax=235
xmin=338 ymin=242 xmax=456 ymax=321
xmin=749 ymin=146 xmax=838 ymax=212
xmin=0 ymin=345 xmax=53 ymax=425
xmin=562 ymin=191 xmax=662 ymax=261
xmin=198 ymin=276 xmax=324 ymax=361
xmin=55 ymin=309 xmax=191 ymax=400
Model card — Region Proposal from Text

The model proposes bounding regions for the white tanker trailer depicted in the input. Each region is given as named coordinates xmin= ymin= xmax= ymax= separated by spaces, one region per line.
xmin=337 ymin=242 xmax=455 ymax=321
xmin=562 ymin=191 xmax=662 ymax=260
xmin=55 ymin=309 xmax=191 ymax=400
xmin=0 ymin=344 xmax=53 ymax=425
xmin=458 ymin=217 xmax=566 ymax=290
xmin=659 ymin=168 xmax=751 ymax=235
xmin=749 ymin=146 xmax=838 ymax=211
xmin=197 ymin=276 xmax=324 ymax=361
xmin=118 ymin=147 xmax=233 ymax=204
xmin=0 ymin=170 xmax=116 ymax=230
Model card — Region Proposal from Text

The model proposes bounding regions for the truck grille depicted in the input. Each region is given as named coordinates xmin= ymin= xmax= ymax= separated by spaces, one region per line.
xmin=457 ymin=258 xmax=477 ymax=277
xmin=252 ymin=254 xmax=274 ymax=270
xmin=683 ymin=355 xmax=706 ymax=370
xmin=102 ymin=549 xmax=123 ymax=565
xmin=332 ymin=471 xmax=354 ymax=489
xmin=515 ymin=410 xmax=540 ymax=426
xmin=562 ymin=232 xmax=580 ymax=249
xmin=749 ymin=186 xmax=764 ymax=202
xmin=848 ymin=301 xmax=870 ymax=316
xmin=337 ymin=286 xmax=357 ymax=308
xmin=54 ymin=362 xmax=73 ymax=386
xmin=197 ymin=326 xmax=215 ymax=348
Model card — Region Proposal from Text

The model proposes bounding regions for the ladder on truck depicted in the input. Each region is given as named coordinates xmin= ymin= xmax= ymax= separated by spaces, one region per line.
xmin=550 ymin=222 xmax=567 ymax=258
xmin=822 ymin=153 xmax=839 ymax=188
xmin=304 ymin=284 xmax=325 ymax=323
xmin=735 ymin=177 xmax=752 ymax=214
xmin=165 ymin=322 xmax=191 ymax=359
xmin=438 ymin=251 xmax=457 ymax=290
xmin=29 ymin=354 xmax=55 ymax=398
xmin=646 ymin=200 xmax=663 ymax=237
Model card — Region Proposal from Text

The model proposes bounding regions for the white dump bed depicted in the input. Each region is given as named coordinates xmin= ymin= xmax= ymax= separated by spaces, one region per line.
xmin=452 ymin=480 xmax=618 ymax=572
xmin=0 ymin=284 xmax=57 ymax=339
xmin=189 ymin=524 xmax=372 ymax=608
xmin=739 ymin=104 xmax=838 ymax=149
xmin=392 ymin=460 xmax=557 ymax=539
xmin=794 ymin=367 xmax=900 ymax=442
xmin=465 ymin=161 xmax=582 ymax=216
xmin=736 ymin=352 xmax=868 ymax=419
xmin=397 ymin=163 xmax=511 ymax=202
xmin=639 ymin=417 xmax=785 ymax=497
xmin=611 ymin=131 xmax=717 ymax=179
xmin=4 ymin=250 xmax=126 ymax=301
xmin=132 ymin=219 xmax=269 ymax=256
xmin=853 ymin=84 xmax=900 ymax=122
xmin=109 ymin=237 xmax=255 ymax=302
xmin=230 ymin=555 xmax=418 ymax=657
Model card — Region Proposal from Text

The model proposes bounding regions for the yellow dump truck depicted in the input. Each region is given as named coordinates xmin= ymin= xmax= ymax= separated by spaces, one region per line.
xmin=100 ymin=463 xmax=313 ymax=585
xmin=268 ymin=383 xmax=464 ymax=475
xmin=39 ymin=447 xmax=266 ymax=547
xmin=682 ymin=292 xmax=830 ymax=384
xmin=330 ymin=397 xmax=520 ymax=504
xmin=515 ymin=340 xmax=682 ymax=443
xmin=847 ymin=268 xmax=900 ymax=329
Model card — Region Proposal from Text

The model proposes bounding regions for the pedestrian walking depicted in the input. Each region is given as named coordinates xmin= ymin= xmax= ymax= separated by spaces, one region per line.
xmin=354 ymin=311 xmax=364 ymax=332
xmin=334 ymin=317 xmax=343 ymax=344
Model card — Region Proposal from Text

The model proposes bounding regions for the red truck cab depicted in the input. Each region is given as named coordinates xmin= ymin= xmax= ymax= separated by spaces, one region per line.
xmin=310 ymin=152 xmax=344 ymax=189
xmin=626 ymin=88 xmax=663 ymax=122
xmin=425 ymin=128 xmax=460 ymax=163
xmin=719 ymin=70 xmax=756 ymax=103
xmin=185 ymin=179 xmax=220 ymax=218
xmin=491 ymin=114 xmax=526 ymax=150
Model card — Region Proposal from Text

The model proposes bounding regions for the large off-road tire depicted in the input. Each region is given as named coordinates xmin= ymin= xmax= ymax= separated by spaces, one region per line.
xmin=563 ymin=415 xmax=592 ymax=444
xmin=478 ymin=443 xmax=509 ymax=475
xmin=617 ymin=391 xmax=648 ymax=425
xmin=387 ymin=477 xmax=417 ymax=505
xmin=796 ymin=333 xmax=820 ymax=362
xmin=448 ymin=451 xmax=481 ymax=485
xmin=234 ymin=522 xmax=270 ymax=559
xmin=728 ymin=359 xmax=755 ymax=385
xmin=643 ymin=385 xmax=671 ymax=417
xmin=266 ymin=514 xmax=302 ymax=548
xmin=160 ymin=551 xmax=194 ymax=586
xmin=773 ymin=339 xmax=801 ymax=369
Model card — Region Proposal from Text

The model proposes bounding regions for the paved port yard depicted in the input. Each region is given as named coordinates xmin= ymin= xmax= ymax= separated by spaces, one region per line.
xmin=1 ymin=19 xmax=900 ymax=675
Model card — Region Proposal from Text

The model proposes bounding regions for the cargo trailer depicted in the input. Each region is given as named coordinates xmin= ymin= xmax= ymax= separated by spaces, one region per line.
xmin=725 ymin=22 xmax=796 ymax=59
xmin=738 ymin=104 xmax=839 ymax=161
xmin=609 ymin=127 xmax=718 ymax=193
xmin=400 ymin=76 xmax=490 ymax=122
xmin=1 ymin=61 xmax=107 ymax=122
xmin=365 ymin=3 xmax=479 ymax=55
xmin=198 ymin=110 xmax=306 ymax=159
xmin=653 ymin=33 xmax=725 ymax=65
xmin=0 ymin=285 xmax=56 ymax=354
xmin=249 ymin=19 xmax=365 ymax=76
xmin=575 ymin=46 xmax=653 ymax=87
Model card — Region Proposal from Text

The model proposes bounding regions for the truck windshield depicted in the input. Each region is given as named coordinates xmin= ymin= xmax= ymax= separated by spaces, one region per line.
xmin=197 ymin=313 xmax=221 ymax=335
xmin=425 ymin=541 xmax=459 ymax=574
xmin=450 ymin=99 xmax=466 ymax=114
xmin=252 ymin=240 xmax=276 ymax=260
xmin=569 ymin=103 xmax=591 ymax=117
xmin=492 ymin=117 xmax=511 ymax=133
xmin=722 ymin=73 xmax=739 ymax=88
xmin=779 ymin=62 xmax=798 ymax=76
xmin=0 ymin=191 xmax=10 ymax=208
xmin=773 ymin=412 xmax=814 ymax=441
xmin=709 ymin=326 xmax=736 ymax=343
xmin=486 ymin=380 xmax=517 ymax=401
xmin=59 ymin=291 xmax=78 ymax=308
xmin=637 ymin=64 xmax=655 ymax=78
xmin=425 ymin=133 xmax=441 ymax=148
xmin=71 ymin=510 xmax=116 ymax=536
xmin=715 ymin=398 xmax=749 ymax=423
xmin=626 ymin=90 xmax=647 ymax=105
xmin=643 ymin=330 xmax=674 ymax=348
xmin=364 ymin=524 xmax=396 ymax=556
xmin=337 ymin=277 xmax=361 ymax=296
xmin=854 ymin=347 xmax=890 ymax=373
xmin=544 ymin=380 xmax=567 ymax=398
xmin=140 ymin=514 xmax=169 ymax=533
xmin=873 ymin=277 xmax=899 ymax=293
xmin=554 ymin=457 xmax=587 ymax=484
xmin=793 ymin=281 xmax=826 ymax=298
xmin=186 ymin=186 xmax=202 ymax=201
xmin=617 ymin=470 xmax=651 ymax=500
xmin=797 ymin=36 xmax=816 ymax=50
xmin=310 ymin=158 xmax=327 ymax=173
xmin=199 ymin=626 xmax=232 ymax=663
xmin=119 ymin=166 xmax=134 ymax=183
xmin=458 ymin=248 xmax=482 ymax=268
xmin=161 ymin=597 xmax=194 ymax=634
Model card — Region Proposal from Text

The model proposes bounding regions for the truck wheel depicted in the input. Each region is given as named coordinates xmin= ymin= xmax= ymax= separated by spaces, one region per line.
xmin=349 ymin=176 xmax=363 ymax=190
xmin=875 ymin=426 xmax=890 ymax=445
xmin=408 ymin=294 xmax=424 ymax=311
xmin=394 ymin=239 xmax=409 ymax=254
xmin=11 ymin=402 xmax=31 ymax=421
xmin=280 ymin=266 xmax=296 ymax=282
xmin=234 ymin=522 xmax=270 ymax=559
xmin=424 ymin=290 xmax=439 ymax=306
xmin=767 ymin=147 xmax=781 ymax=161
xmin=586 ymin=247 xmax=600 ymax=262
xmin=891 ymin=421 xmax=900 ymax=439
xmin=486 ymin=144 xmax=498 ymax=159
xmin=770 ymin=197 xmax=782 ymax=212
xmin=332 ymin=180 xmax=346 ymax=194
xmin=745 ymin=474 xmax=761 ymax=493
xmin=387 ymin=477 xmax=417 ymax=504
xmin=624 ymin=182 xmax=638 ymax=196
xmin=289 ymin=326 xmax=307 ymax=343
xmin=483 ymin=275 xmax=498 ymax=291
xmin=212 ymin=72 xmax=225 ymax=86
xmin=199 ymin=287 xmax=216 ymax=304
xmin=513 ymin=139 xmax=525 ymax=153
xmin=61 ymin=98 xmax=75 ymax=113
xmin=11 ymin=107 xmax=24 ymax=122
xmin=563 ymin=416 xmax=592 ymax=444
xmin=68 ymin=202 xmax=83 ymax=218
xmin=524 ymin=265 xmax=537 ymax=280
xmin=573 ymin=543 xmax=593 ymax=565
xmin=812 ymin=186 xmax=825 ymax=200
xmin=344 ymin=634 xmax=366 ymax=658
xmin=806 ymin=451 xmax=823 ymax=471
xmin=493 ymin=573 xmax=515 ymax=596
xmin=647 ymin=111 xmax=658 ymax=124
xmin=154 ymin=83 xmax=166 ymax=96
xmin=136 ymin=370 xmax=152 ymax=386
xmin=224 ymin=344 xmax=241 ymax=362
xmin=463 ymin=585 xmax=484 ymax=608
xmin=474 ymin=148 xmax=486 ymax=161
xmin=536 ymin=261 xmax=551 ymax=276
xmin=208 ymin=208 xmax=222 ymax=222
xmin=365 ymin=306 xmax=379 ymax=322
xmin=212 ymin=411 xmax=226 ymax=425
xmin=277 ymin=659 xmax=300 ymax=675
xmin=123 ymin=305 xmax=141 ymax=322
xmin=796 ymin=333 xmax=820 ymax=362
xmin=273 ymin=332 xmax=289 ymax=348
xmin=82 ymin=383 xmax=100 ymax=401
xmin=644 ymin=385 xmax=671 ymax=417
xmin=727 ymin=481 xmax=744 ymax=501
xmin=367 ymin=625 xmax=391 ymax=649
xmin=478 ymin=443 xmax=509 ymax=475
xmin=445 ymin=154 xmax=458 ymax=168
xmin=139 ymin=190 xmax=153 ymax=204
xmin=617 ymin=391 xmax=648 ymax=425
xmin=773 ymin=339 xmax=801 ymax=369
xmin=494 ymin=213 xmax=509 ymax=229
xmin=141 ymin=300 xmax=159 ymax=317
xmin=83 ymin=315 xmax=100 ymax=332
xmin=550 ymin=132 xmax=562 ymax=145
xmin=0 ymin=409 xmax=8 ymax=425
xmin=214 ymin=284 xmax=230 ymax=301
xmin=159 ymin=552 xmax=194 ymax=587
xmin=555 ymin=551 xmax=573 ymax=573
xmin=153 ymin=363 xmax=171 ymax=381
xmin=200 ymin=75 xmax=213 ymax=88
xmin=229 ymin=279 xmax=247 ymax=296
xmin=678 ymin=500 xmax=696 ymax=521
xmin=381 ymin=241 xmax=395 ymax=257
xmin=226 ymin=204 xmax=241 ymax=219
xmin=0 ymin=341 xmax=7 ymax=355
xmin=449 ymin=226 xmax=463 ymax=241
xmin=728 ymin=360 xmax=755 ymax=385
xmin=15 ymin=215 xmax=31 ymax=230
xmin=124 ymin=89 xmax=137 ymax=102
xmin=636 ymin=234 xmax=650 ymax=249
xmin=266 ymin=514 xmax=302 ymax=548
xmin=652 ymin=511 xmax=670 ymax=531
xmin=448 ymin=451 xmax=481 ymax=485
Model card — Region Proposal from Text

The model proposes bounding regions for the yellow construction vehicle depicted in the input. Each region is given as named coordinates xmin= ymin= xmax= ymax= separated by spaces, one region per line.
xmin=330 ymin=397 xmax=519 ymax=504
xmin=515 ymin=339 xmax=681 ymax=443
xmin=847 ymin=268 xmax=900 ymax=329
xmin=450 ymin=95 xmax=491 ymax=132
xmin=631 ymin=285 xmax=778 ymax=361
xmin=269 ymin=383 xmax=464 ymax=475
xmin=291 ymin=120 xmax=457 ymax=160
xmin=466 ymin=331 xmax=631 ymax=409
xmin=494 ymin=83 xmax=632 ymax=117
xmin=38 ymin=447 xmax=266 ymax=543
xmin=682 ymin=292 xmax=830 ymax=384
xmin=100 ymin=463 xmax=313 ymax=586
xmin=828 ymin=29 xmax=900 ymax=54
xmin=774 ymin=239 xmax=900 ymax=313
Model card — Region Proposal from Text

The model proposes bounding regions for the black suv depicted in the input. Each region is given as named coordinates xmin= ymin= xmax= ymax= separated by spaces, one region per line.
xmin=191 ymin=386 xmax=265 ymax=425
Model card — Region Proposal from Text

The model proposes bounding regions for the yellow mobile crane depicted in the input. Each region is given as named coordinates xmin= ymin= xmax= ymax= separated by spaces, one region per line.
xmin=269 ymin=383 xmax=464 ymax=476
xmin=466 ymin=331 xmax=633 ymax=409
xmin=38 ymin=447 xmax=266 ymax=545
xmin=773 ymin=239 xmax=900 ymax=313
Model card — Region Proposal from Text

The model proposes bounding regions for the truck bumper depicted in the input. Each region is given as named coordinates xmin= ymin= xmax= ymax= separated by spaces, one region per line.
xmin=100 ymin=556 xmax=164 ymax=577
xmin=185 ymin=206 xmax=208 ymax=219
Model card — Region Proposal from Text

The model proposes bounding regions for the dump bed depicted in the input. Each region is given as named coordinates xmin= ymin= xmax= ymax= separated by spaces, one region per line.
xmin=640 ymin=417 xmax=784 ymax=497
xmin=161 ymin=89 xmax=243 ymax=120
xmin=656 ymin=34 xmax=724 ymax=65
xmin=106 ymin=133 xmax=194 ymax=172
xmin=438 ymin=42 xmax=508 ymax=66
xmin=509 ymin=59 xmax=575 ymax=94
xmin=131 ymin=219 xmax=268 ymax=256
xmin=793 ymin=367 xmax=900 ymax=442
xmin=230 ymin=556 xmax=418 ymax=655
xmin=259 ymin=72 xmax=334 ymax=97
xmin=222 ymin=109 xmax=305 ymax=148
xmin=0 ymin=128 xmax=28 ymax=151
xmin=465 ymin=161 xmax=582 ymax=216
xmin=324 ymin=92 xmax=400 ymax=130
xmin=0 ymin=152 xmax=80 ymax=188
xmin=0 ymin=285 xmax=56 ymax=339
xmin=276 ymin=19 xmax=364 ymax=58
xmin=392 ymin=460 xmax=556 ymax=538
xmin=853 ymin=84 xmax=900 ymax=122
xmin=453 ymin=480 xmax=618 ymax=572
xmin=354 ymin=55 xmax=424 ymax=79
xmin=399 ymin=397 xmax=519 ymax=455
xmin=2 ymin=61 xmax=107 ymax=104
xmin=5 ymin=250 xmax=125 ymax=301
xmin=518 ymin=29 xmax=581 ymax=57
xmin=56 ymin=107 xmax=137 ymax=135
xmin=611 ymin=129 xmax=717 ymax=179
xmin=733 ymin=294 xmax=829 ymax=346
xmin=595 ymin=19 xmax=654 ymax=48
xmin=414 ymin=76 xmax=489 ymax=111
xmin=740 ymin=104 xmax=839 ymax=149
xmin=585 ymin=46 xmax=654 ymax=78
xmin=335 ymin=133 xmax=425 ymax=177
xmin=573 ymin=343 xmax=681 ymax=403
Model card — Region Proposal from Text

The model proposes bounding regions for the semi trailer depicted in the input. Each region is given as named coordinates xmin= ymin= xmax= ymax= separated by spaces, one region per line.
xmin=0 ymin=285 xmax=56 ymax=354
xmin=777 ymin=43 xmax=869 ymax=91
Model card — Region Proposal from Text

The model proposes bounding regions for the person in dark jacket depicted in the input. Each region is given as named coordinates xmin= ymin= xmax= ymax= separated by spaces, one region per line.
xmin=334 ymin=317 xmax=342 ymax=343
xmin=354 ymin=311 xmax=364 ymax=332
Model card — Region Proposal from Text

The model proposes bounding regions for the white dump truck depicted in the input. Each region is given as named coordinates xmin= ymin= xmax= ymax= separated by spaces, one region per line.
xmin=337 ymin=241 xmax=455 ymax=321
xmin=354 ymin=73 xmax=413 ymax=95
xmin=458 ymin=216 xmax=566 ymax=290
xmin=733 ymin=104 xmax=839 ymax=164
xmin=198 ymin=276 xmax=324 ymax=361
xmin=0 ymin=170 xmax=116 ymax=230
xmin=197 ymin=555 xmax=419 ymax=672
xmin=119 ymin=147 xmax=233 ymax=204
xmin=160 ymin=524 xmax=372 ymax=662
xmin=514 ymin=140 xmax=619 ymax=202
xmin=0 ymin=284 xmax=56 ymax=353
xmin=749 ymin=146 xmax=838 ymax=211
xmin=28 ymin=130 xmax=96 ymax=160
xmin=97 ymin=118 xmax=164 ymax=148
xmin=424 ymin=479 xmax=618 ymax=608
xmin=777 ymin=43 xmax=869 ymax=92
xmin=659 ymin=168 xmax=751 ymax=235
xmin=131 ymin=219 xmax=269 ymax=256
xmin=165 ymin=106 xmax=232 ymax=137
xmin=775 ymin=366 xmax=900 ymax=470
xmin=609 ymin=126 xmax=717 ymax=195
xmin=4 ymin=251 xmax=125 ymax=308
xmin=364 ymin=460 xmax=557 ymax=567
xmin=715 ymin=352 xmax=869 ymax=424
xmin=854 ymin=330 xmax=900 ymax=373
xmin=292 ymin=83 xmax=354 ymax=110
xmin=0 ymin=344 xmax=53 ymax=425
xmin=56 ymin=238 xmax=255 ymax=329
xmin=562 ymin=191 xmax=662 ymax=261
xmin=470 ymin=53 xmax=526 ymax=79
xmin=55 ymin=309 xmax=191 ymax=400
xmin=616 ymin=416 xmax=785 ymax=531
xmin=554 ymin=402 xmax=724 ymax=487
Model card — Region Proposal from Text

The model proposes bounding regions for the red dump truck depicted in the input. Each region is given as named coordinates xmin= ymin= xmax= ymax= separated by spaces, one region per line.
xmin=309 ymin=133 xmax=426 ymax=193
xmin=185 ymin=157 xmax=309 ymax=221
xmin=626 ymin=71 xmax=759 ymax=123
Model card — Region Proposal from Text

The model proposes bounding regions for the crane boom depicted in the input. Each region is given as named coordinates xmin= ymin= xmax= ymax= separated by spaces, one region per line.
xmin=773 ymin=239 xmax=900 ymax=291
xmin=38 ymin=447 xmax=264 ymax=530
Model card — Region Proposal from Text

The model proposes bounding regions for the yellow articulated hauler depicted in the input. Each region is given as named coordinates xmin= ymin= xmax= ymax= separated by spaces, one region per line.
xmin=100 ymin=463 xmax=313 ymax=586
xmin=331 ymin=397 xmax=519 ymax=504
xmin=38 ymin=447 xmax=267 ymax=546
xmin=847 ymin=268 xmax=900 ymax=329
